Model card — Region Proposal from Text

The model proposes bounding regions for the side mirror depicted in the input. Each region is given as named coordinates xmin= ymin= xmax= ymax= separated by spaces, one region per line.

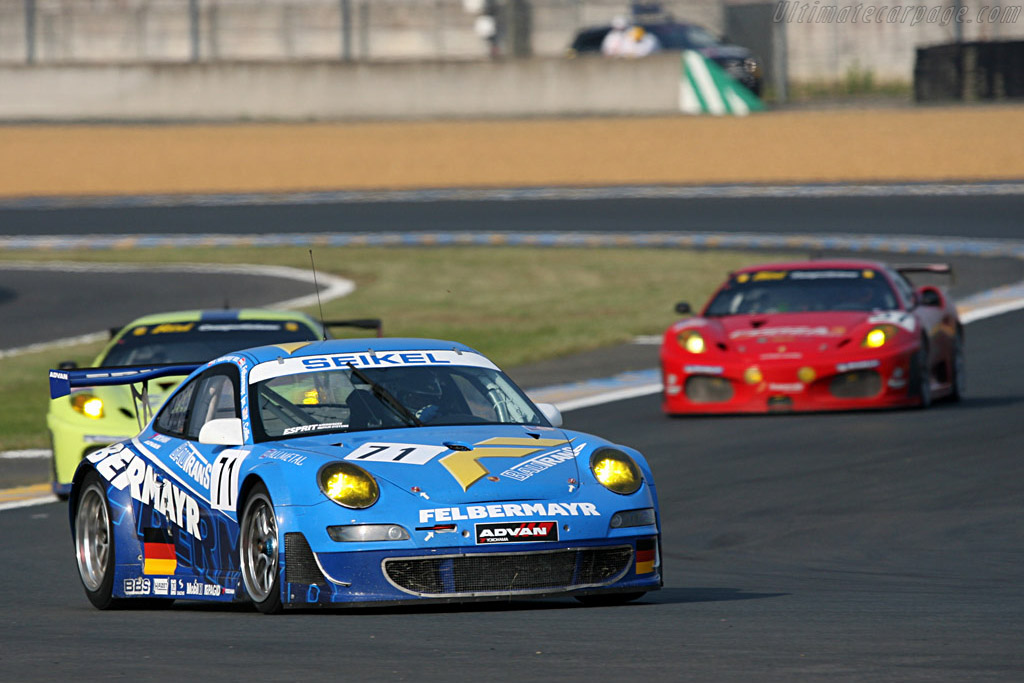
xmin=674 ymin=302 xmax=692 ymax=315
xmin=198 ymin=418 xmax=244 ymax=446
xmin=537 ymin=403 xmax=563 ymax=428
xmin=918 ymin=288 xmax=942 ymax=307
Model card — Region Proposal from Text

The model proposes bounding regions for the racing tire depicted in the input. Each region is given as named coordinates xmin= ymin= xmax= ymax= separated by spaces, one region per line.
xmin=575 ymin=592 xmax=646 ymax=607
xmin=75 ymin=471 xmax=118 ymax=609
xmin=240 ymin=483 xmax=283 ymax=614
xmin=910 ymin=342 xmax=932 ymax=409
xmin=949 ymin=334 xmax=966 ymax=402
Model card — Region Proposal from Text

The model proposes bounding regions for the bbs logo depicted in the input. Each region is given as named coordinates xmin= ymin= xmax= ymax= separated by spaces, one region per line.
xmin=123 ymin=577 xmax=151 ymax=596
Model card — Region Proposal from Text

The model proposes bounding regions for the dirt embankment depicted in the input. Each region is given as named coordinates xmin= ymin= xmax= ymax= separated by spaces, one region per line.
xmin=1 ymin=106 xmax=1022 ymax=197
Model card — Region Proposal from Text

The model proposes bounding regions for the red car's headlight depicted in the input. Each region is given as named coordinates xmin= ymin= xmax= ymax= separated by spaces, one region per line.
xmin=676 ymin=330 xmax=706 ymax=354
xmin=861 ymin=324 xmax=899 ymax=349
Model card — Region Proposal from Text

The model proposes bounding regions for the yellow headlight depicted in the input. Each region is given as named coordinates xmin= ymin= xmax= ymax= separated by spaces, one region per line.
xmin=590 ymin=449 xmax=642 ymax=495
xmin=863 ymin=327 xmax=890 ymax=349
xmin=677 ymin=330 xmax=706 ymax=354
xmin=744 ymin=367 xmax=763 ymax=385
xmin=71 ymin=394 xmax=104 ymax=419
xmin=797 ymin=367 xmax=816 ymax=383
xmin=319 ymin=462 xmax=379 ymax=509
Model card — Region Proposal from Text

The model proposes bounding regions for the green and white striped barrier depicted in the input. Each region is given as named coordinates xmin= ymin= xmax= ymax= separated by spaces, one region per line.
xmin=679 ymin=50 xmax=765 ymax=116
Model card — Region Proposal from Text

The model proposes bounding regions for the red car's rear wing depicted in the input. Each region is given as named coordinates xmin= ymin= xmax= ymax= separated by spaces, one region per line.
xmin=895 ymin=263 xmax=955 ymax=284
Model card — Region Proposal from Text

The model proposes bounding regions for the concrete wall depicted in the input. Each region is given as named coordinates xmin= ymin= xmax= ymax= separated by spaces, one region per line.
xmin=0 ymin=54 xmax=683 ymax=121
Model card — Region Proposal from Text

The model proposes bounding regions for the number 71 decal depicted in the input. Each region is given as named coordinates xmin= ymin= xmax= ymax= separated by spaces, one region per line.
xmin=345 ymin=438 xmax=571 ymax=491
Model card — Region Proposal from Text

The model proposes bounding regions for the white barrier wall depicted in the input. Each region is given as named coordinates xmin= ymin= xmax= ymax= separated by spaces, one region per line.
xmin=0 ymin=55 xmax=683 ymax=121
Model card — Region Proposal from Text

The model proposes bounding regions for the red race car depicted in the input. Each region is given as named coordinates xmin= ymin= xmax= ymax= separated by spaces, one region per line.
xmin=660 ymin=259 xmax=964 ymax=414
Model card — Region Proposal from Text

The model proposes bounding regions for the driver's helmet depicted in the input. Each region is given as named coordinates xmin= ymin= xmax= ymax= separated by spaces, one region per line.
xmin=388 ymin=370 xmax=444 ymax=419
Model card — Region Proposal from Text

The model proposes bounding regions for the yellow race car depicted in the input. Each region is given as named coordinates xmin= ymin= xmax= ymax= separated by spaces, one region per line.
xmin=47 ymin=308 xmax=379 ymax=497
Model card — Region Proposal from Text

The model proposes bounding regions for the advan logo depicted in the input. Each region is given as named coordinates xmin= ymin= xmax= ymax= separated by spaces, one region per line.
xmin=475 ymin=521 xmax=559 ymax=544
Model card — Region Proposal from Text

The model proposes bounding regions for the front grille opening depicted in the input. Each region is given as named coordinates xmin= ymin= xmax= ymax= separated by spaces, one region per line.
xmin=384 ymin=546 xmax=633 ymax=596
xmin=685 ymin=376 xmax=734 ymax=403
xmin=829 ymin=370 xmax=882 ymax=399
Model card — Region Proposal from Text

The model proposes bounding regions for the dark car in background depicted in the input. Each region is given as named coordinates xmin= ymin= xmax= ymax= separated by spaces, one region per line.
xmin=568 ymin=20 xmax=763 ymax=96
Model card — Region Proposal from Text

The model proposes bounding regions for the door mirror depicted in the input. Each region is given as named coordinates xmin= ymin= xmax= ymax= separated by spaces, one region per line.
xmin=198 ymin=418 xmax=244 ymax=446
xmin=675 ymin=302 xmax=692 ymax=315
xmin=537 ymin=403 xmax=563 ymax=428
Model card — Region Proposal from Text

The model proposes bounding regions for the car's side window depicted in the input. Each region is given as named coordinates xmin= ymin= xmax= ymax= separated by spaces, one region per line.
xmin=154 ymin=366 xmax=239 ymax=440
xmin=154 ymin=379 xmax=199 ymax=438
xmin=185 ymin=368 xmax=240 ymax=440
xmin=887 ymin=269 xmax=916 ymax=308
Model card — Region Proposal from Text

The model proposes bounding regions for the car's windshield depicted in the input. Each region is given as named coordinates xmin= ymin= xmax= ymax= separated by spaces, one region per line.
xmin=705 ymin=269 xmax=899 ymax=316
xmin=252 ymin=364 xmax=546 ymax=440
xmin=102 ymin=320 xmax=318 ymax=366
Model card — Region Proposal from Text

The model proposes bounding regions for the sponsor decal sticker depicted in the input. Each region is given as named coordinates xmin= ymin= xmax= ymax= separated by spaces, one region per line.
xmin=153 ymin=578 xmax=170 ymax=596
xmin=258 ymin=449 xmax=308 ymax=466
xmin=249 ymin=349 xmax=498 ymax=383
xmin=768 ymin=382 xmax=804 ymax=393
xmin=440 ymin=437 xmax=571 ymax=491
xmin=91 ymin=444 xmax=203 ymax=540
xmin=475 ymin=521 xmax=559 ymax=544
xmin=346 ymin=442 xmax=448 ymax=465
xmin=282 ymin=422 xmax=348 ymax=435
xmin=123 ymin=577 xmax=151 ymax=596
xmin=500 ymin=442 xmax=585 ymax=482
xmin=683 ymin=365 xmax=724 ymax=374
xmin=837 ymin=359 xmax=882 ymax=373
xmin=419 ymin=501 xmax=600 ymax=524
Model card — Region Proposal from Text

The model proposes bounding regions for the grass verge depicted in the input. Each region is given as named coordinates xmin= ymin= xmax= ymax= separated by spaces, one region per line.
xmin=0 ymin=245 xmax=797 ymax=450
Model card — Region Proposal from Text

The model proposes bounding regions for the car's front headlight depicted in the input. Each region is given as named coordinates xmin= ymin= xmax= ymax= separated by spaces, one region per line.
xmin=862 ymin=324 xmax=899 ymax=349
xmin=590 ymin=449 xmax=642 ymax=495
xmin=319 ymin=462 xmax=379 ymax=509
xmin=677 ymin=329 xmax=706 ymax=354
xmin=70 ymin=393 xmax=104 ymax=419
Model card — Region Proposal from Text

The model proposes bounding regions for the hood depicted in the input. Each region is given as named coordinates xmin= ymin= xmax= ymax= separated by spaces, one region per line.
xmin=277 ymin=424 xmax=584 ymax=506
xmin=700 ymin=312 xmax=886 ymax=357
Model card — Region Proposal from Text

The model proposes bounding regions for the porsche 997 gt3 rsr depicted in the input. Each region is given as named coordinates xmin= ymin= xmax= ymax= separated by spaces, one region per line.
xmin=53 ymin=338 xmax=662 ymax=613
xmin=660 ymin=260 xmax=964 ymax=413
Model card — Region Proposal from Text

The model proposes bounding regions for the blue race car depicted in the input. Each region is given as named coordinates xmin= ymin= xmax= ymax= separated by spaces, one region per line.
xmin=52 ymin=338 xmax=662 ymax=613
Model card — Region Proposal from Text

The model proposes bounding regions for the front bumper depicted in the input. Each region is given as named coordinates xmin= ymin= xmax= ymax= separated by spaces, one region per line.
xmin=281 ymin=534 xmax=662 ymax=607
xmin=662 ymin=348 xmax=919 ymax=414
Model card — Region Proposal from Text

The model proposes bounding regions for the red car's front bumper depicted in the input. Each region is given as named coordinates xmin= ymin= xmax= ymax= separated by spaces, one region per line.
xmin=661 ymin=346 xmax=921 ymax=414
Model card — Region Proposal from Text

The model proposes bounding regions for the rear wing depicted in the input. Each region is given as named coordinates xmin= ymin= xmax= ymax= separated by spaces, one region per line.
xmin=894 ymin=263 xmax=955 ymax=285
xmin=325 ymin=318 xmax=383 ymax=338
xmin=48 ymin=363 xmax=203 ymax=399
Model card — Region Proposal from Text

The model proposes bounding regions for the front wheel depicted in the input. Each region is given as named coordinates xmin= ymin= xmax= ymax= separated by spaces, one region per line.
xmin=75 ymin=471 xmax=117 ymax=609
xmin=949 ymin=334 xmax=966 ymax=402
xmin=910 ymin=344 xmax=932 ymax=409
xmin=240 ymin=483 xmax=283 ymax=614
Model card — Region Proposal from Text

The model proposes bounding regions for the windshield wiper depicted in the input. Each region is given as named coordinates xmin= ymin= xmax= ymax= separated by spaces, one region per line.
xmin=346 ymin=363 xmax=422 ymax=427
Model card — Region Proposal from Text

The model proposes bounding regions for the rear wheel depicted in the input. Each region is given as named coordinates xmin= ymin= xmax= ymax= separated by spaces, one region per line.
xmin=240 ymin=483 xmax=283 ymax=614
xmin=75 ymin=471 xmax=117 ymax=609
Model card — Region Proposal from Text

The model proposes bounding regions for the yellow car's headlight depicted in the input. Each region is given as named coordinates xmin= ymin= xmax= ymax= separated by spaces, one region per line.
xmin=677 ymin=330 xmax=706 ymax=354
xmin=70 ymin=393 xmax=104 ymax=419
xmin=590 ymin=449 xmax=642 ymax=495
xmin=862 ymin=325 xmax=898 ymax=349
xmin=319 ymin=462 xmax=379 ymax=509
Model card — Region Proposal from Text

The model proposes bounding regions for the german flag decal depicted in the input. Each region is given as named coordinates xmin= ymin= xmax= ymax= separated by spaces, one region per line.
xmin=635 ymin=538 xmax=657 ymax=575
xmin=143 ymin=528 xmax=177 ymax=575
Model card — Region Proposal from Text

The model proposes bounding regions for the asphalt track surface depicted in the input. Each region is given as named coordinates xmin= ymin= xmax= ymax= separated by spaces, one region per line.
xmin=1 ymin=193 xmax=1023 ymax=681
